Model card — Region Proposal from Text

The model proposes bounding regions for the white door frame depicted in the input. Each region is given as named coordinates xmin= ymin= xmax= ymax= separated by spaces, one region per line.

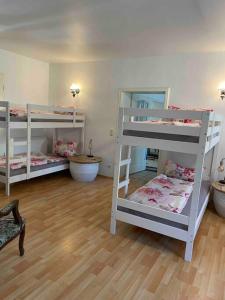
xmin=0 ymin=73 xmax=5 ymax=101
xmin=118 ymin=87 xmax=170 ymax=109
xmin=118 ymin=87 xmax=170 ymax=174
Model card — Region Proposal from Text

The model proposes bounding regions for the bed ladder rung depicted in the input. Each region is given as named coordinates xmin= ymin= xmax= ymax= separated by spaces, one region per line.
xmin=118 ymin=179 xmax=129 ymax=189
xmin=119 ymin=158 xmax=131 ymax=167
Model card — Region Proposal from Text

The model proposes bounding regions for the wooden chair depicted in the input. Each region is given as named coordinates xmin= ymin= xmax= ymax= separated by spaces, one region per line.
xmin=0 ymin=200 xmax=25 ymax=256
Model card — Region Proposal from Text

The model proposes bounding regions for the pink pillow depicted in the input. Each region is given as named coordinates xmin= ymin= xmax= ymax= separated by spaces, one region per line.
xmin=164 ymin=160 xmax=195 ymax=182
xmin=54 ymin=140 xmax=78 ymax=157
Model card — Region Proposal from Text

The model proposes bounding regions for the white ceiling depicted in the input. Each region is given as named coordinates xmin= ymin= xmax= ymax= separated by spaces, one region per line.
xmin=0 ymin=0 xmax=225 ymax=63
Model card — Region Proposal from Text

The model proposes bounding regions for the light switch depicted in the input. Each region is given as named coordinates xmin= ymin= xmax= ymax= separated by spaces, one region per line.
xmin=109 ymin=129 xmax=114 ymax=136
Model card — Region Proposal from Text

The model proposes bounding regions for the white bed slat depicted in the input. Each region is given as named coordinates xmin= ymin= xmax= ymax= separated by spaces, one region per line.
xmin=28 ymin=104 xmax=74 ymax=113
xmin=31 ymin=122 xmax=84 ymax=129
xmin=30 ymin=113 xmax=74 ymax=120
xmin=119 ymin=136 xmax=200 ymax=154
xmin=9 ymin=122 xmax=27 ymax=129
xmin=116 ymin=211 xmax=188 ymax=241
xmin=8 ymin=164 xmax=69 ymax=183
xmin=9 ymin=174 xmax=27 ymax=183
xmin=117 ymin=198 xmax=189 ymax=225
xmin=29 ymin=164 xmax=69 ymax=179
xmin=194 ymin=192 xmax=210 ymax=238
xmin=123 ymin=122 xmax=201 ymax=136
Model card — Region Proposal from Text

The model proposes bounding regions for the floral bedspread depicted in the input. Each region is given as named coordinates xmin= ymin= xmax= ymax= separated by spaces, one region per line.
xmin=9 ymin=108 xmax=72 ymax=117
xmin=134 ymin=119 xmax=201 ymax=127
xmin=0 ymin=154 xmax=66 ymax=170
xmin=128 ymin=174 xmax=193 ymax=213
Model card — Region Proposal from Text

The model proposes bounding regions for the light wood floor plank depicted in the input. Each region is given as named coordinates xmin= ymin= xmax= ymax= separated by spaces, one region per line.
xmin=0 ymin=171 xmax=225 ymax=300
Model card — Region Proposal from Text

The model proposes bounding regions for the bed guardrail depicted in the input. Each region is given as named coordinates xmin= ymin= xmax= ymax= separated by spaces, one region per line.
xmin=0 ymin=101 xmax=85 ymax=129
xmin=123 ymin=107 xmax=204 ymax=120
xmin=117 ymin=107 xmax=222 ymax=154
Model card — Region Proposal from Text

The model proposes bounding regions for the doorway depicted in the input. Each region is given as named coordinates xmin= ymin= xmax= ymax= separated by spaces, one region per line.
xmin=0 ymin=73 xmax=4 ymax=100
xmin=120 ymin=88 xmax=170 ymax=180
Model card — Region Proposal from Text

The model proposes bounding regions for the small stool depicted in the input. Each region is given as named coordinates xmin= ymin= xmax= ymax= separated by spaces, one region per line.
xmin=68 ymin=155 xmax=102 ymax=182
xmin=212 ymin=181 xmax=225 ymax=218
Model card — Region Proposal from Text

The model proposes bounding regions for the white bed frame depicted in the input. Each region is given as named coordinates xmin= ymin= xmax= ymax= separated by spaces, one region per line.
xmin=0 ymin=101 xmax=85 ymax=195
xmin=110 ymin=107 xmax=222 ymax=261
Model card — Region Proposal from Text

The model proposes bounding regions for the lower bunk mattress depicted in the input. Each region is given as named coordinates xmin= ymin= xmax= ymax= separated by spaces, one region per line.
xmin=0 ymin=156 xmax=68 ymax=177
xmin=127 ymin=174 xmax=194 ymax=213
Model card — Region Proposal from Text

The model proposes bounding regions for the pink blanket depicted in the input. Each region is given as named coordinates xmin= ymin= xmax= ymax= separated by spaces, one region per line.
xmin=0 ymin=154 xmax=65 ymax=170
xmin=9 ymin=108 xmax=73 ymax=117
xmin=133 ymin=120 xmax=201 ymax=127
xmin=128 ymin=174 xmax=193 ymax=213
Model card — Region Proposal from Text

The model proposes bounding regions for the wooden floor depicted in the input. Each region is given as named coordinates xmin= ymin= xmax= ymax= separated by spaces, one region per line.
xmin=0 ymin=172 xmax=225 ymax=300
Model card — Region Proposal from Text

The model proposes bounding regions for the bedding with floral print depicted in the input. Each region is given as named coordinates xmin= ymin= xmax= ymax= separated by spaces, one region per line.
xmin=164 ymin=160 xmax=195 ymax=182
xmin=152 ymin=176 xmax=175 ymax=188
xmin=54 ymin=140 xmax=78 ymax=157
xmin=138 ymin=187 xmax=163 ymax=197
xmin=128 ymin=174 xmax=193 ymax=213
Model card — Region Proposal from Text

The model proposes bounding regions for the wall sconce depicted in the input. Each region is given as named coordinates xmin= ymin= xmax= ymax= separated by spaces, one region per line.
xmin=70 ymin=83 xmax=80 ymax=98
xmin=218 ymin=82 xmax=225 ymax=100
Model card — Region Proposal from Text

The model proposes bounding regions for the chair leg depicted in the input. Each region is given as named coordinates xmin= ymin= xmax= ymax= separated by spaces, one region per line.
xmin=6 ymin=182 xmax=10 ymax=196
xmin=19 ymin=226 xmax=25 ymax=256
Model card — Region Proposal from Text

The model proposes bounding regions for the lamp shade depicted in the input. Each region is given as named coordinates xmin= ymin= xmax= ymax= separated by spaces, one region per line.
xmin=70 ymin=83 xmax=80 ymax=91
xmin=218 ymin=82 xmax=225 ymax=91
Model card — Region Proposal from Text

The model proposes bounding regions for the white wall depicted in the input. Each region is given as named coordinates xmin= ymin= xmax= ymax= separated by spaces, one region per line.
xmin=0 ymin=49 xmax=49 ymax=104
xmin=49 ymin=52 xmax=225 ymax=177
xmin=0 ymin=49 xmax=49 ymax=155
xmin=49 ymin=61 xmax=115 ymax=176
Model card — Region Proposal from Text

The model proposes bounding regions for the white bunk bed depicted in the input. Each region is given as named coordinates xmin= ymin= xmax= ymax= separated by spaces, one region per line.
xmin=0 ymin=101 xmax=85 ymax=195
xmin=110 ymin=107 xmax=222 ymax=261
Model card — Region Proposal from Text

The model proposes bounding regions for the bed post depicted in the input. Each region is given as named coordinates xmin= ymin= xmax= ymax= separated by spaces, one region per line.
xmin=185 ymin=111 xmax=210 ymax=261
xmin=124 ymin=146 xmax=131 ymax=196
xmin=210 ymin=143 xmax=219 ymax=182
xmin=27 ymin=104 xmax=31 ymax=179
xmin=81 ymin=116 xmax=85 ymax=154
xmin=5 ymin=102 xmax=10 ymax=196
xmin=210 ymin=114 xmax=222 ymax=181
xmin=110 ymin=108 xmax=124 ymax=235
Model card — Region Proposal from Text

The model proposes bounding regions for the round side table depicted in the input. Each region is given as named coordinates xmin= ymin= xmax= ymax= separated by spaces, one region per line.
xmin=68 ymin=155 xmax=102 ymax=182
xmin=212 ymin=181 xmax=225 ymax=218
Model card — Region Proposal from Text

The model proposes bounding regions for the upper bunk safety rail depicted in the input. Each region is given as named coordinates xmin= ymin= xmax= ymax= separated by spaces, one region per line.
xmin=205 ymin=113 xmax=223 ymax=153
xmin=0 ymin=101 xmax=85 ymax=128
xmin=123 ymin=107 xmax=205 ymax=120
xmin=27 ymin=104 xmax=85 ymax=122
xmin=117 ymin=107 xmax=220 ymax=154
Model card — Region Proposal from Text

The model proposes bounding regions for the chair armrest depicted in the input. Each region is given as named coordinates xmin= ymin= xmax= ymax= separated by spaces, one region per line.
xmin=0 ymin=200 xmax=22 ymax=225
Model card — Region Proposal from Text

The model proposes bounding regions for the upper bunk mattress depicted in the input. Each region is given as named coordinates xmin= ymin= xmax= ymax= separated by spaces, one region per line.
xmin=0 ymin=156 xmax=68 ymax=177
xmin=0 ymin=116 xmax=74 ymax=123
xmin=128 ymin=174 xmax=193 ymax=213
xmin=123 ymin=120 xmax=200 ymax=143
